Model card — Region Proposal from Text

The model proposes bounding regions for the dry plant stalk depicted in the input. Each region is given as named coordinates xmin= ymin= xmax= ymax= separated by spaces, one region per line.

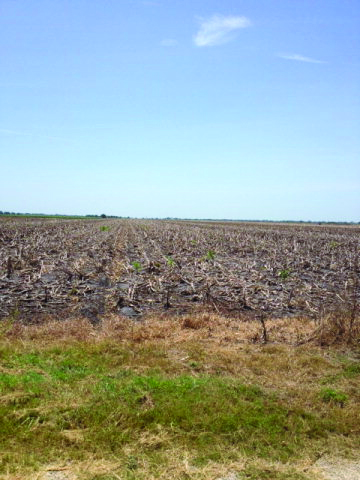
xmin=0 ymin=218 xmax=359 ymax=326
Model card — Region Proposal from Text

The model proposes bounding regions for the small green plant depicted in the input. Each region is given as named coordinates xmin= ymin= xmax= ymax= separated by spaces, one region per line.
xmin=320 ymin=388 xmax=348 ymax=407
xmin=126 ymin=455 xmax=139 ymax=471
xmin=206 ymin=250 xmax=215 ymax=261
xmin=189 ymin=361 xmax=200 ymax=369
xmin=131 ymin=261 xmax=142 ymax=273
xmin=329 ymin=241 xmax=340 ymax=248
xmin=166 ymin=256 xmax=175 ymax=267
xmin=100 ymin=226 xmax=110 ymax=232
xmin=278 ymin=269 xmax=291 ymax=280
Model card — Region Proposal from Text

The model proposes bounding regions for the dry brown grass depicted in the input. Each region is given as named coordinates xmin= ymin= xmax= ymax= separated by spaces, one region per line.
xmin=306 ymin=311 xmax=360 ymax=346
xmin=4 ymin=310 xmax=359 ymax=349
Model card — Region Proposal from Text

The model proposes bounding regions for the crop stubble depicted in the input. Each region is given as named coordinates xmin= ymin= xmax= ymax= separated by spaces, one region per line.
xmin=0 ymin=218 xmax=359 ymax=322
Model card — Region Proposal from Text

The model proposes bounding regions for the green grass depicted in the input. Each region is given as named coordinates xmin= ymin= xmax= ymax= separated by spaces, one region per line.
xmin=320 ymin=388 xmax=348 ymax=406
xmin=0 ymin=335 xmax=359 ymax=479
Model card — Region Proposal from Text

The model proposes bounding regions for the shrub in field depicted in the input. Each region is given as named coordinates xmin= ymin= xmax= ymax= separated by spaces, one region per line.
xmin=100 ymin=226 xmax=110 ymax=232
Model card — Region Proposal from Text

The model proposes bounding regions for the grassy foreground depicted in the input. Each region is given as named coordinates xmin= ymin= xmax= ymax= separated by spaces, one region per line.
xmin=0 ymin=314 xmax=359 ymax=479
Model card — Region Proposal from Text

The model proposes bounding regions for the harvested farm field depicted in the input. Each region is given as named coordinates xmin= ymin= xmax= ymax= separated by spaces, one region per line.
xmin=1 ymin=217 xmax=360 ymax=480
xmin=0 ymin=217 xmax=359 ymax=322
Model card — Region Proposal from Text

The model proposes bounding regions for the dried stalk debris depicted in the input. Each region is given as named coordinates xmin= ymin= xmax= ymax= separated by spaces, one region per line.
xmin=0 ymin=218 xmax=359 ymax=323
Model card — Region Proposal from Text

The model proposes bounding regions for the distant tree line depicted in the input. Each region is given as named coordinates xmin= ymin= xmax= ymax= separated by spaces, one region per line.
xmin=0 ymin=211 xmax=358 ymax=224
xmin=0 ymin=212 xmax=123 ymax=218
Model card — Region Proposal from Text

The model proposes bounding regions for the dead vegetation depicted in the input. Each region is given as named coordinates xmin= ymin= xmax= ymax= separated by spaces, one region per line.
xmin=0 ymin=218 xmax=359 ymax=325
xmin=2 ymin=310 xmax=358 ymax=348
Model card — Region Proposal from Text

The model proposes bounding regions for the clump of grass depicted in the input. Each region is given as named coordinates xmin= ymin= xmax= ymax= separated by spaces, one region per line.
xmin=320 ymin=388 xmax=348 ymax=407
xmin=99 ymin=226 xmax=110 ymax=232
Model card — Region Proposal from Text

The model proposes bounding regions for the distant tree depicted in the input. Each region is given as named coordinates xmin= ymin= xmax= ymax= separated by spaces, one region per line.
xmin=100 ymin=214 xmax=107 ymax=218
xmin=0 ymin=211 xmax=3 ymax=215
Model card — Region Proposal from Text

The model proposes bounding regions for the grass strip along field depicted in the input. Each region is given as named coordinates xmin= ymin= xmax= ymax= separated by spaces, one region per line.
xmin=0 ymin=315 xmax=359 ymax=479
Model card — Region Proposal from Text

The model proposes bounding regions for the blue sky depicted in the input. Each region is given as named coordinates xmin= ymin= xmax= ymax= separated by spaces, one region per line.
xmin=1 ymin=0 xmax=359 ymax=221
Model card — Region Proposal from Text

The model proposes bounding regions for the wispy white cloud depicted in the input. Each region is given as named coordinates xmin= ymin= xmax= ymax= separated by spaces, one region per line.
xmin=193 ymin=14 xmax=251 ymax=47
xmin=141 ymin=1 xmax=160 ymax=6
xmin=0 ymin=128 xmax=71 ymax=142
xmin=160 ymin=38 xmax=179 ymax=47
xmin=277 ymin=53 xmax=327 ymax=64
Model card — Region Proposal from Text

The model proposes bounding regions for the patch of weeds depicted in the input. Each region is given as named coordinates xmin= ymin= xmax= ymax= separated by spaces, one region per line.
xmin=343 ymin=363 xmax=360 ymax=378
xmin=205 ymin=250 xmax=215 ymax=261
xmin=100 ymin=226 xmax=110 ymax=232
xmin=126 ymin=455 xmax=139 ymax=470
xmin=278 ymin=269 xmax=291 ymax=280
xmin=166 ymin=256 xmax=175 ymax=267
xmin=329 ymin=241 xmax=340 ymax=248
xmin=18 ymin=353 xmax=43 ymax=366
xmin=188 ymin=361 xmax=201 ymax=370
xmin=66 ymin=374 xmax=335 ymax=461
xmin=131 ymin=261 xmax=142 ymax=273
xmin=320 ymin=388 xmax=348 ymax=407
xmin=0 ymin=373 xmax=20 ymax=392
xmin=95 ymin=377 xmax=119 ymax=396
xmin=50 ymin=361 xmax=90 ymax=382
xmin=0 ymin=371 xmax=45 ymax=394
xmin=322 ymin=362 xmax=360 ymax=384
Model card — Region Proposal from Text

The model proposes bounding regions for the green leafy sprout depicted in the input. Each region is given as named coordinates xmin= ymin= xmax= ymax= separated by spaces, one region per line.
xmin=166 ymin=256 xmax=175 ymax=267
xmin=131 ymin=261 xmax=142 ymax=273
xmin=206 ymin=250 xmax=216 ymax=261
xmin=278 ymin=269 xmax=291 ymax=280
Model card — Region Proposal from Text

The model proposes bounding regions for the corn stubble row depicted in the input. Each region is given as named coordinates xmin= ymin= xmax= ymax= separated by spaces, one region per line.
xmin=0 ymin=218 xmax=359 ymax=322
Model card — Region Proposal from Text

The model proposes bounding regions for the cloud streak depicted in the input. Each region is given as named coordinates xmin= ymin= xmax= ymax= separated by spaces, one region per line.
xmin=0 ymin=128 xmax=71 ymax=142
xmin=278 ymin=53 xmax=326 ymax=64
xmin=193 ymin=14 xmax=251 ymax=47
xmin=160 ymin=38 xmax=179 ymax=47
